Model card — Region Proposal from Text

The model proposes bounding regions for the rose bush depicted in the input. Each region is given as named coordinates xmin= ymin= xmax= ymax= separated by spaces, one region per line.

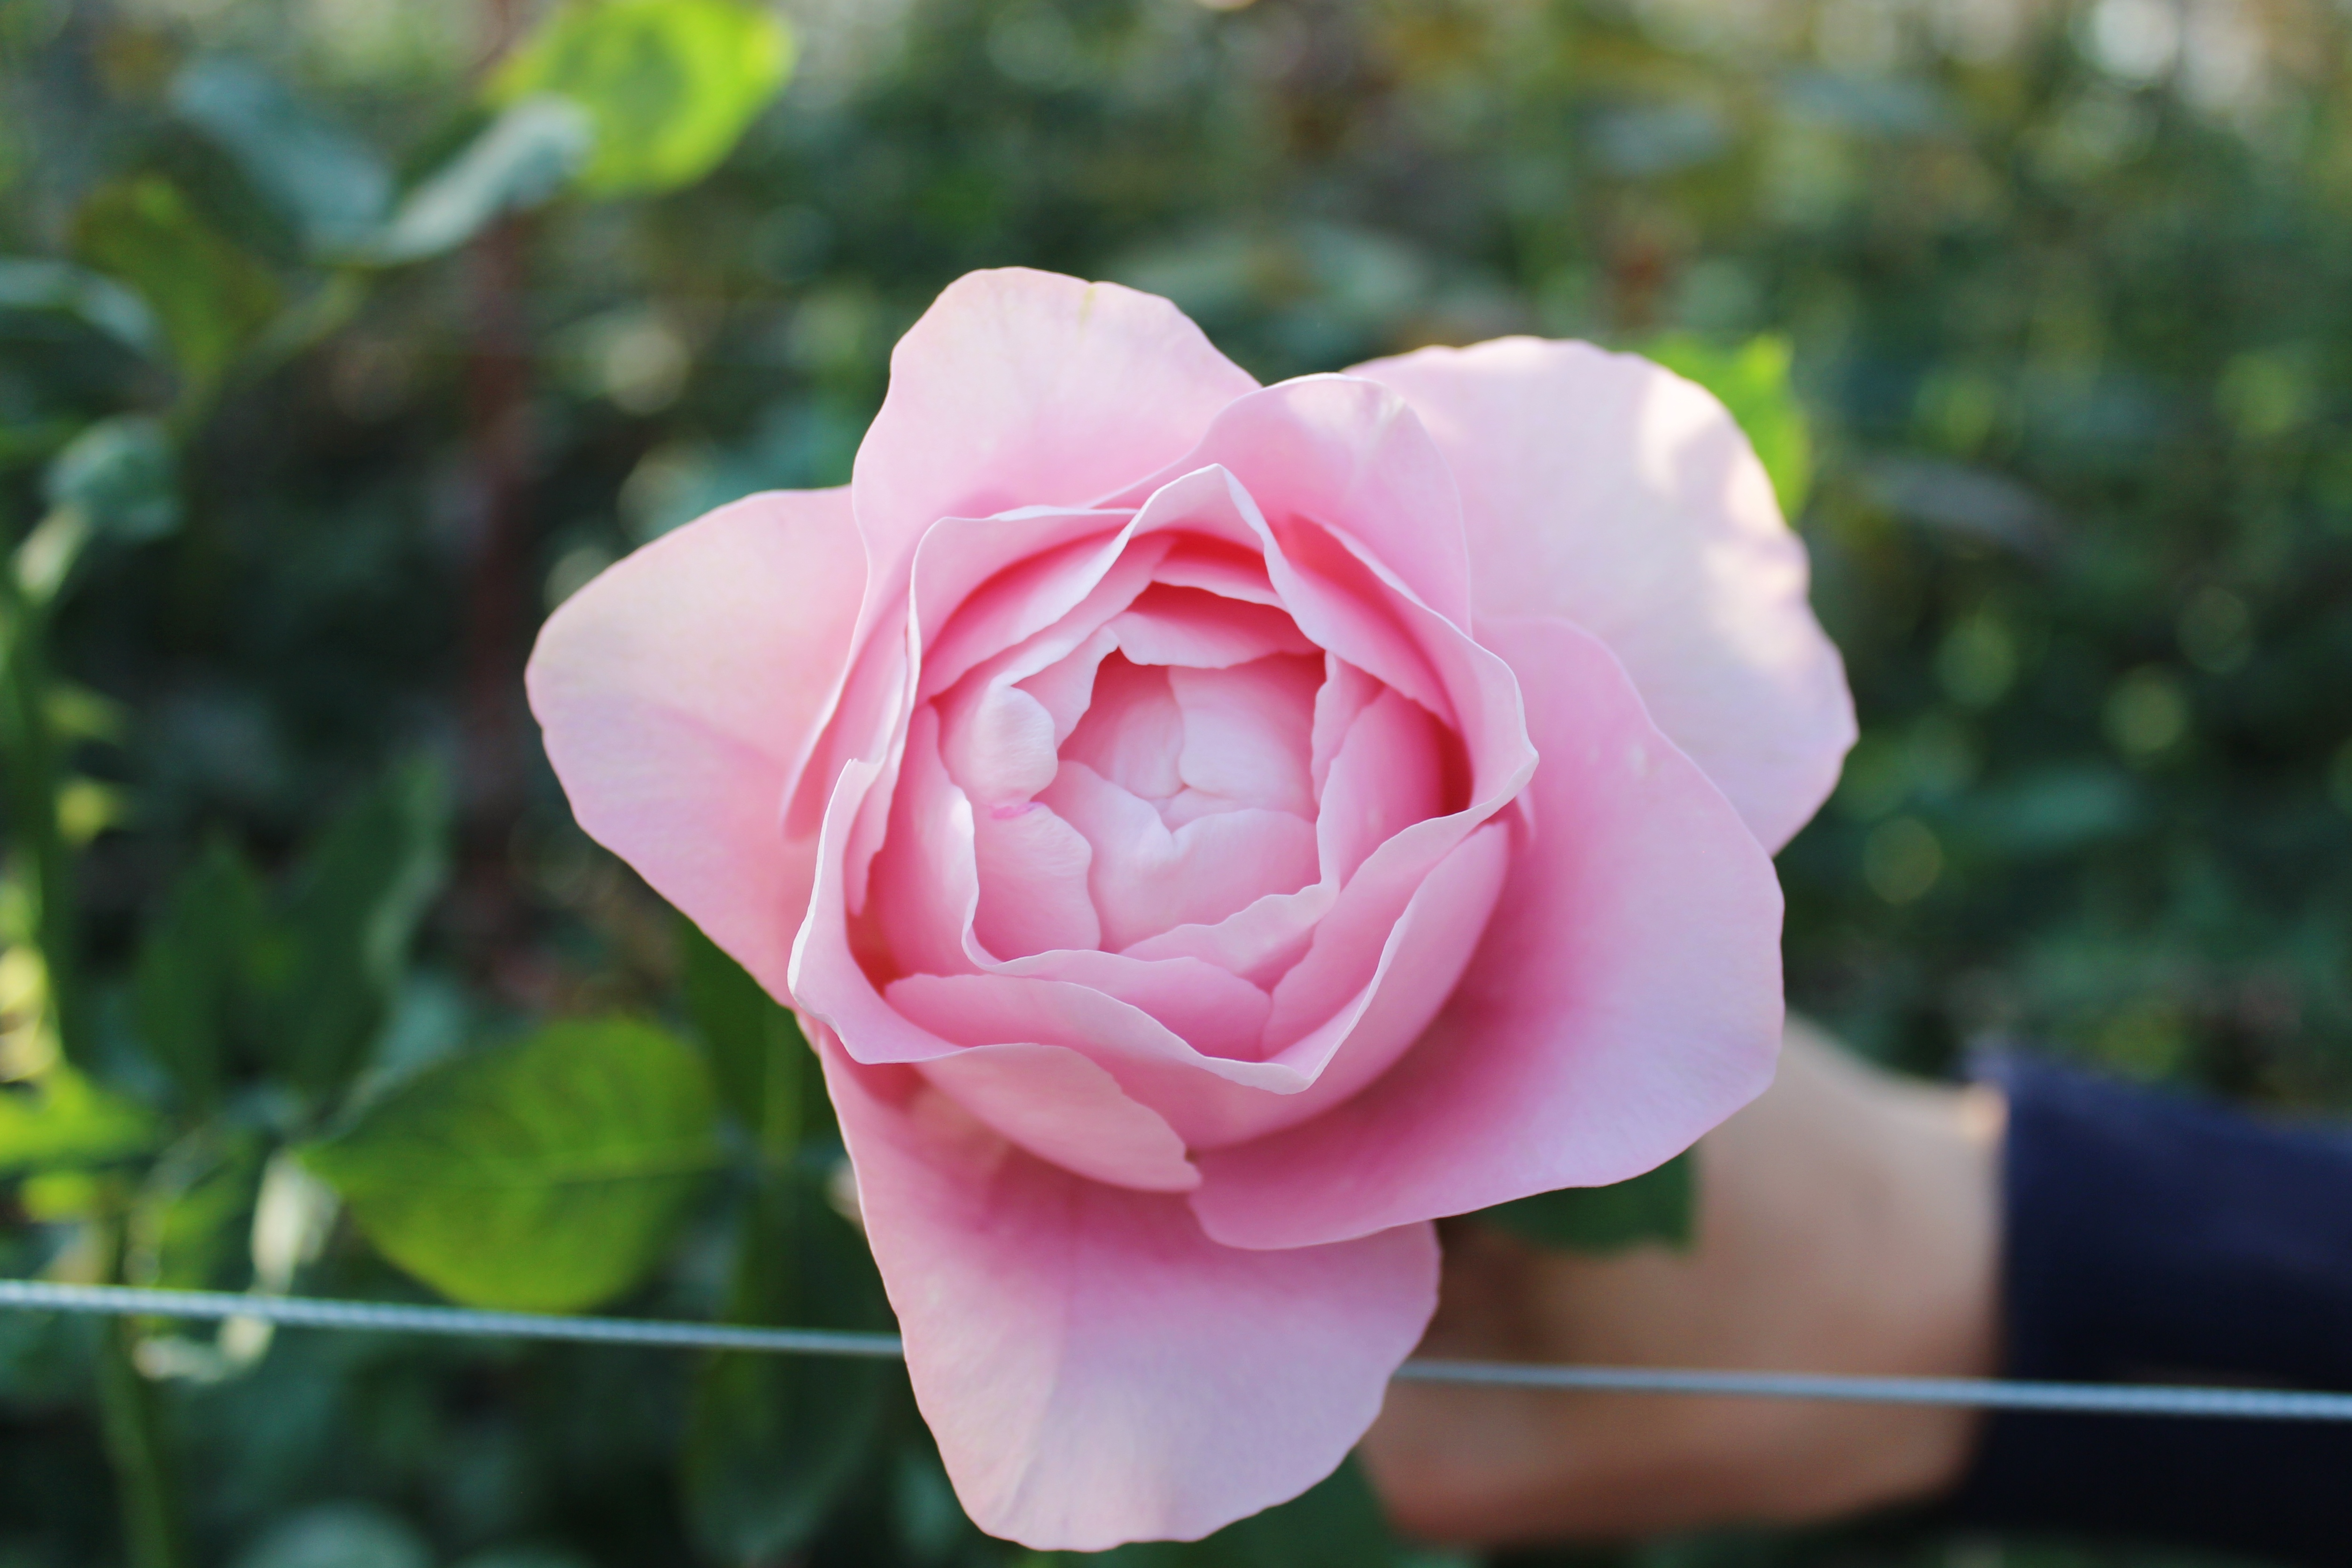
xmin=528 ymin=268 xmax=1853 ymax=1549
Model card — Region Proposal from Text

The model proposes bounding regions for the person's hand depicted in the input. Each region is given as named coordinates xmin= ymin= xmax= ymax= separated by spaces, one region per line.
xmin=1359 ymin=1020 xmax=2006 ymax=1545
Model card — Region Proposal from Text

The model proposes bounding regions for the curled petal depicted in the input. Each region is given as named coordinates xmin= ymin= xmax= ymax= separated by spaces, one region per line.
xmin=1114 ymin=376 xmax=1474 ymax=630
xmin=917 ymin=1043 xmax=1198 ymax=1193
xmin=970 ymin=948 xmax=1274 ymax=1063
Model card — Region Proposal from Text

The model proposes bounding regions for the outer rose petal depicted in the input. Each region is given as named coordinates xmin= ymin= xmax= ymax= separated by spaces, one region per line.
xmin=1191 ymin=616 xmax=1783 ymax=1249
xmin=821 ymin=1038 xmax=1437 ymax=1550
xmin=526 ymin=489 xmax=862 ymax=996
xmin=855 ymin=270 xmax=1258 ymax=606
xmin=1350 ymin=339 xmax=1855 ymax=851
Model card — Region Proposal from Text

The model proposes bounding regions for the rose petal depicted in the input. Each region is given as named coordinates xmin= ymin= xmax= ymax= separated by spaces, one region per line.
xmin=1041 ymin=762 xmax=1319 ymax=950
xmin=1112 ymin=376 xmax=1473 ymax=631
xmin=528 ymin=489 xmax=862 ymax=997
xmin=1351 ymin=338 xmax=1855 ymax=850
xmin=1256 ymin=601 xmax=1534 ymax=1050
xmin=1059 ymin=657 xmax=1187 ymax=803
xmin=823 ymin=1040 xmax=1436 ymax=1551
xmin=916 ymin=1042 xmax=1197 ymax=1192
xmin=869 ymin=706 xmax=982 ymax=978
xmin=1314 ymin=687 xmax=1447 ymax=887
xmin=856 ymin=270 xmax=1256 ymax=618
xmin=1108 ymin=584 xmax=1317 ymax=668
xmin=966 ymin=948 xmax=1274 ymax=1062
xmin=973 ymin=801 xmax=1102 ymax=959
xmin=1308 ymin=655 xmax=1382 ymax=798
xmin=1116 ymin=882 xmax=1333 ymax=989
xmin=871 ymin=524 xmax=1165 ymax=914
xmin=1151 ymin=537 xmax=1282 ymax=607
xmin=884 ymin=973 xmax=1307 ymax=1100
xmin=1259 ymin=821 xmax=1511 ymax=1108
xmin=791 ymin=759 xmax=965 ymax=1066
xmin=1168 ymin=659 xmax=1321 ymax=821
xmin=1175 ymin=822 xmax=1513 ymax=1153
xmin=918 ymin=519 xmax=1166 ymax=706
xmin=1191 ymin=615 xmax=1785 ymax=1248
xmin=940 ymin=682 xmax=1061 ymax=806
xmin=1019 ymin=627 xmax=1119 ymax=745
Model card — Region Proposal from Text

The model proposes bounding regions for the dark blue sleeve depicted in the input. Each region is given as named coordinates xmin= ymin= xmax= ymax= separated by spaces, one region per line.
xmin=1945 ymin=1056 xmax=2352 ymax=1563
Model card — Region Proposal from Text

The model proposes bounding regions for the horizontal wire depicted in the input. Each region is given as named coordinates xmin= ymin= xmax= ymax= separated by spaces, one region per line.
xmin=1387 ymin=1359 xmax=2352 ymax=1419
xmin=7 ymin=1279 xmax=2351 ymax=1421
xmin=0 ymin=1280 xmax=907 ymax=1360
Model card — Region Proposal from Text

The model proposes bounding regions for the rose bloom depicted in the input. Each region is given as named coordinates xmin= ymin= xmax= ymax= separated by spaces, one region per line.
xmin=529 ymin=270 xmax=1853 ymax=1550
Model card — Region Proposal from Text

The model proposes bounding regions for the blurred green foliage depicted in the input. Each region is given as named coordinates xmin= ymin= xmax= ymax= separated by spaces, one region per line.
xmin=4 ymin=0 xmax=2352 ymax=1564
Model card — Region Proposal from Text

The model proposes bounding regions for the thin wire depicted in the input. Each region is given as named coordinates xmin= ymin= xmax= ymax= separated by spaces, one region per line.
xmin=1386 ymin=1359 xmax=2352 ymax=1420
xmin=7 ymin=1279 xmax=2351 ymax=1421
xmin=0 ymin=1280 xmax=904 ymax=1360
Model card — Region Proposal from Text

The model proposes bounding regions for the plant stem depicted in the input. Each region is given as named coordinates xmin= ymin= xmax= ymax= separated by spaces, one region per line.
xmin=94 ymin=1310 xmax=185 ymax=1568
xmin=1 ymin=562 xmax=186 ymax=1568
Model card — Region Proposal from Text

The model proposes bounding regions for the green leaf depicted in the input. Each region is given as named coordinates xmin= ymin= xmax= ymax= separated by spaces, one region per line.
xmin=491 ymin=0 xmax=794 ymax=198
xmin=0 ymin=1065 xmax=159 ymax=1178
xmin=1062 ymin=1458 xmax=1424 ymax=1566
xmin=70 ymin=176 xmax=281 ymax=399
xmin=684 ymin=1171 xmax=892 ymax=1561
xmin=271 ymin=759 xmax=449 ymax=1097
xmin=300 ymin=1017 xmax=722 ymax=1312
xmin=43 ymin=416 xmax=180 ymax=543
xmin=0 ymin=256 xmax=164 ymax=359
xmin=1639 ymin=333 xmax=1813 ymax=519
xmin=1476 ymin=1151 xmax=1695 ymax=1254
xmin=677 ymin=913 xmax=825 ymax=1149
xmin=359 ymin=98 xmax=593 ymax=266
xmin=171 ymin=57 xmax=393 ymax=252
xmin=132 ymin=838 xmax=265 ymax=1110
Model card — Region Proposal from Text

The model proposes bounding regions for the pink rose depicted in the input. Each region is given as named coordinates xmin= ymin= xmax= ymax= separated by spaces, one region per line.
xmin=528 ymin=269 xmax=1853 ymax=1549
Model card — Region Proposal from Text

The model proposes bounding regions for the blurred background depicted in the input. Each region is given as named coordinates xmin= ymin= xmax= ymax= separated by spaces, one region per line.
xmin=4 ymin=0 xmax=2350 ymax=1563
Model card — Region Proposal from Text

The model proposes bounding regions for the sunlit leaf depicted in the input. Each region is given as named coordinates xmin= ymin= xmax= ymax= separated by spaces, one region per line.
xmin=491 ymin=0 xmax=794 ymax=197
xmin=301 ymin=1017 xmax=722 ymax=1312
xmin=1640 ymin=333 xmax=1813 ymax=519
xmin=171 ymin=57 xmax=393 ymax=252
xmin=54 ymin=778 xmax=131 ymax=847
xmin=0 ymin=1065 xmax=159 ymax=1178
xmin=1476 ymin=1151 xmax=1695 ymax=1254
xmin=70 ymin=176 xmax=280 ymax=397
xmin=359 ymin=98 xmax=592 ymax=265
